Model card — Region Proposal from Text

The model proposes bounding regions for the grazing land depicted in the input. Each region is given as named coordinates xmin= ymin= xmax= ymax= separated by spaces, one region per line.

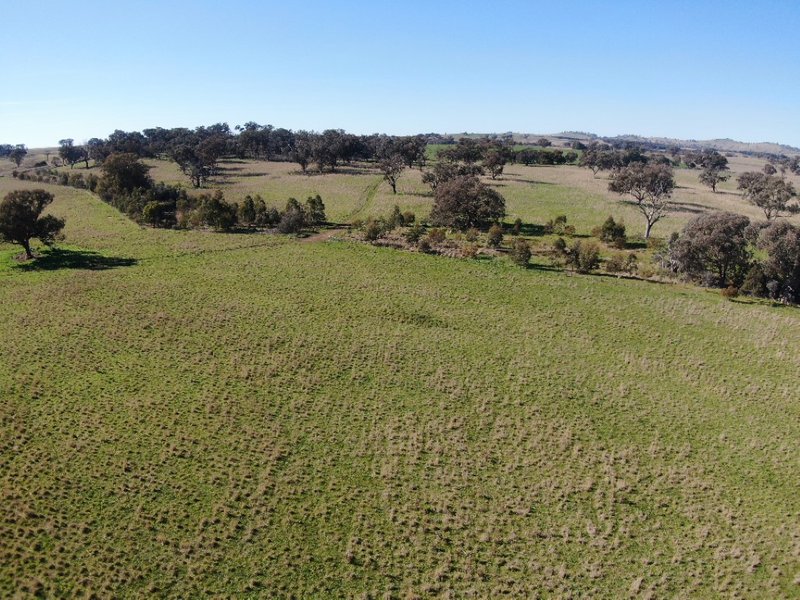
xmin=2 ymin=165 xmax=800 ymax=596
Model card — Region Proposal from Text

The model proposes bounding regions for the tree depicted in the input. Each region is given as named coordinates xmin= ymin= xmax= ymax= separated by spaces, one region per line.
xmin=669 ymin=212 xmax=751 ymax=287
xmin=379 ymin=154 xmax=405 ymax=194
xmin=536 ymin=138 xmax=552 ymax=147
xmin=483 ymin=149 xmax=506 ymax=179
xmin=763 ymin=163 xmax=777 ymax=175
xmin=99 ymin=153 xmax=152 ymax=196
xmin=755 ymin=221 xmax=800 ymax=303
xmin=430 ymin=176 xmax=505 ymax=230
xmin=290 ymin=131 xmax=315 ymax=173
xmin=0 ymin=190 xmax=65 ymax=259
xmin=737 ymin=172 xmax=798 ymax=220
xmin=58 ymin=139 xmax=86 ymax=169
xmin=699 ymin=166 xmax=730 ymax=193
xmin=9 ymin=144 xmax=27 ymax=167
xmin=608 ymin=163 xmax=675 ymax=238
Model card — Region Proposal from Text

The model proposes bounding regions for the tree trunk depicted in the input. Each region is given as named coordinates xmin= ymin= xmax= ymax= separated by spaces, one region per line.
xmin=644 ymin=221 xmax=653 ymax=239
xmin=22 ymin=239 xmax=33 ymax=259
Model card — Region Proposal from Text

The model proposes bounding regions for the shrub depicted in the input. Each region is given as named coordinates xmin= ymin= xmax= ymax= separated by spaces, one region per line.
xmin=363 ymin=218 xmax=386 ymax=242
xmin=512 ymin=218 xmax=523 ymax=235
xmin=545 ymin=215 xmax=568 ymax=235
xmin=486 ymin=224 xmax=503 ymax=248
xmin=566 ymin=240 xmax=601 ymax=273
xmin=305 ymin=194 xmax=326 ymax=226
xmin=404 ymin=222 xmax=425 ymax=244
xmin=740 ymin=264 xmax=768 ymax=297
xmin=386 ymin=205 xmax=404 ymax=229
xmin=606 ymin=252 xmax=638 ymax=274
xmin=402 ymin=211 xmax=416 ymax=225
xmin=510 ymin=238 xmax=531 ymax=267
xmin=198 ymin=191 xmax=238 ymax=231
xmin=595 ymin=216 xmax=627 ymax=248
xmin=552 ymin=236 xmax=567 ymax=254
xmin=461 ymin=243 xmax=480 ymax=259
xmin=465 ymin=227 xmax=479 ymax=242
xmin=426 ymin=227 xmax=446 ymax=245
xmin=417 ymin=237 xmax=431 ymax=253
xmin=721 ymin=285 xmax=740 ymax=300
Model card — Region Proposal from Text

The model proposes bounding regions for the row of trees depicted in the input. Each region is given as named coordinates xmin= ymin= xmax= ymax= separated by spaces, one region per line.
xmin=46 ymin=125 xmax=430 ymax=187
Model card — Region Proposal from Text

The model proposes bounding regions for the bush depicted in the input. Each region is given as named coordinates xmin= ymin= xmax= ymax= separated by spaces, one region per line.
xmin=417 ymin=237 xmax=431 ymax=253
xmin=510 ymin=238 xmax=531 ymax=267
xmin=545 ymin=215 xmax=568 ymax=235
xmin=363 ymin=218 xmax=386 ymax=241
xmin=198 ymin=191 xmax=238 ymax=231
xmin=402 ymin=211 xmax=416 ymax=225
xmin=552 ymin=236 xmax=567 ymax=255
xmin=721 ymin=285 xmax=740 ymax=300
xmin=594 ymin=216 xmax=627 ymax=248
xmin=566 ymin=240 xmax=601 ymax=273
xmin=460 ymin=243 xmax=480 ymax=259
xmin=386 ymin=205 xmax=404 ymax=229
xmin=606 ymin=252 xmax=638 ymax=274
xmin=465 ymin=227 xmax=479 ymax=242
xmin=512 ymin=218 xmax=523 ymax=235
xmin=305 ymin=194 xmax=326 ymax=226
xmin=426 ymin=228 xmax=446 ymax=245
xmin=740 ymin=264 xmax=768 ymax=297
xmin=404 ymin=222 xmax=425 ymax=244
xmin=486 ymin=224 xmax=503 ymax=247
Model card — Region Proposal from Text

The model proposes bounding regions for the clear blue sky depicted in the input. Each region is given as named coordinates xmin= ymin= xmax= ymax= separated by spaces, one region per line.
xmin=2 ymin=0 xmax=799 ymax=148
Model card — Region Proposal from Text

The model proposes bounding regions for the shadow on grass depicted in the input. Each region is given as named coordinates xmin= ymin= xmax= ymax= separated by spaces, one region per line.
xmin=17 ymin=248 xmax=138 ymax=271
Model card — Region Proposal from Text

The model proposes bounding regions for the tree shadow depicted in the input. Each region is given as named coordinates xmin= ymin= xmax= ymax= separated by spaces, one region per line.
xmin=17 ymin=248 xmax=138 ymax=271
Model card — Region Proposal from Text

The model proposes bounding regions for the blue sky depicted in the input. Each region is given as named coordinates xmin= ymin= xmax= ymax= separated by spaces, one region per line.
xmin=2 ymin=0 xmax=799 ymax=148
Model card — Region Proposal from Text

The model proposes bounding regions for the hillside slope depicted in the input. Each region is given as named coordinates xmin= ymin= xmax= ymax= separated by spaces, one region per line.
xmin=1 ymin=184 xmax=799 ymax=597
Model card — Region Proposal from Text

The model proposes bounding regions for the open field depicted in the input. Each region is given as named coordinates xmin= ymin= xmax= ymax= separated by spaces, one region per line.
xmin=142 ymin=153 xmax=800 ymax=236
xmin=2 ymin=178 xmax=800 ymax=596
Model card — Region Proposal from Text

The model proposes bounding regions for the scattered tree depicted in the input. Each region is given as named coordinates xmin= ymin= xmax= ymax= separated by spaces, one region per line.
xmin=755 ymin=221 xmax=800 ymax=303
xmin=483 ymin=149 xmax=506 ymax=179
xmin=0 ymin=190 xmax=65 ymax=259
xmin=430 ymin=176 xmax=505 ymax=230
xmin=669 ymin=212 xmax=751 ymax=287
xmin=737 ymin=172 xmax=798 ymax=220
xmin=8 ymin=144 xmax=27 ymax=167
xmin=379 ymin=154 xmax=405 ymax=194
xmin=699 ymin=167 xmax=730 ymax=193
xmin=608 ymin=163 xmax=675 ymax=238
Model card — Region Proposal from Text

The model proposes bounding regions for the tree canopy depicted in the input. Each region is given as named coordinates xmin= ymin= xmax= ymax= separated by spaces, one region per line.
xmin=0 ymin=189 xmax=65 ymax=259
xmin=430 ymin=176 xmax=505 ymax=230
xmin=608 ymin=163 xmax=675 ymax=238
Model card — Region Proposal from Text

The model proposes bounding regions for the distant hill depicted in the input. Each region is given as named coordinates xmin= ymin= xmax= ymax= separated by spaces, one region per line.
xmin=550 ymin=132 xmax=800 ymax=156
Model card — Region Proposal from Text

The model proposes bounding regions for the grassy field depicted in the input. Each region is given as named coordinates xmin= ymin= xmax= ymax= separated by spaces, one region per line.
xmin=137 ymin=153 xmax=800 ymax=238
xmin=1 ymin=175 xmax=800 ymax=596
